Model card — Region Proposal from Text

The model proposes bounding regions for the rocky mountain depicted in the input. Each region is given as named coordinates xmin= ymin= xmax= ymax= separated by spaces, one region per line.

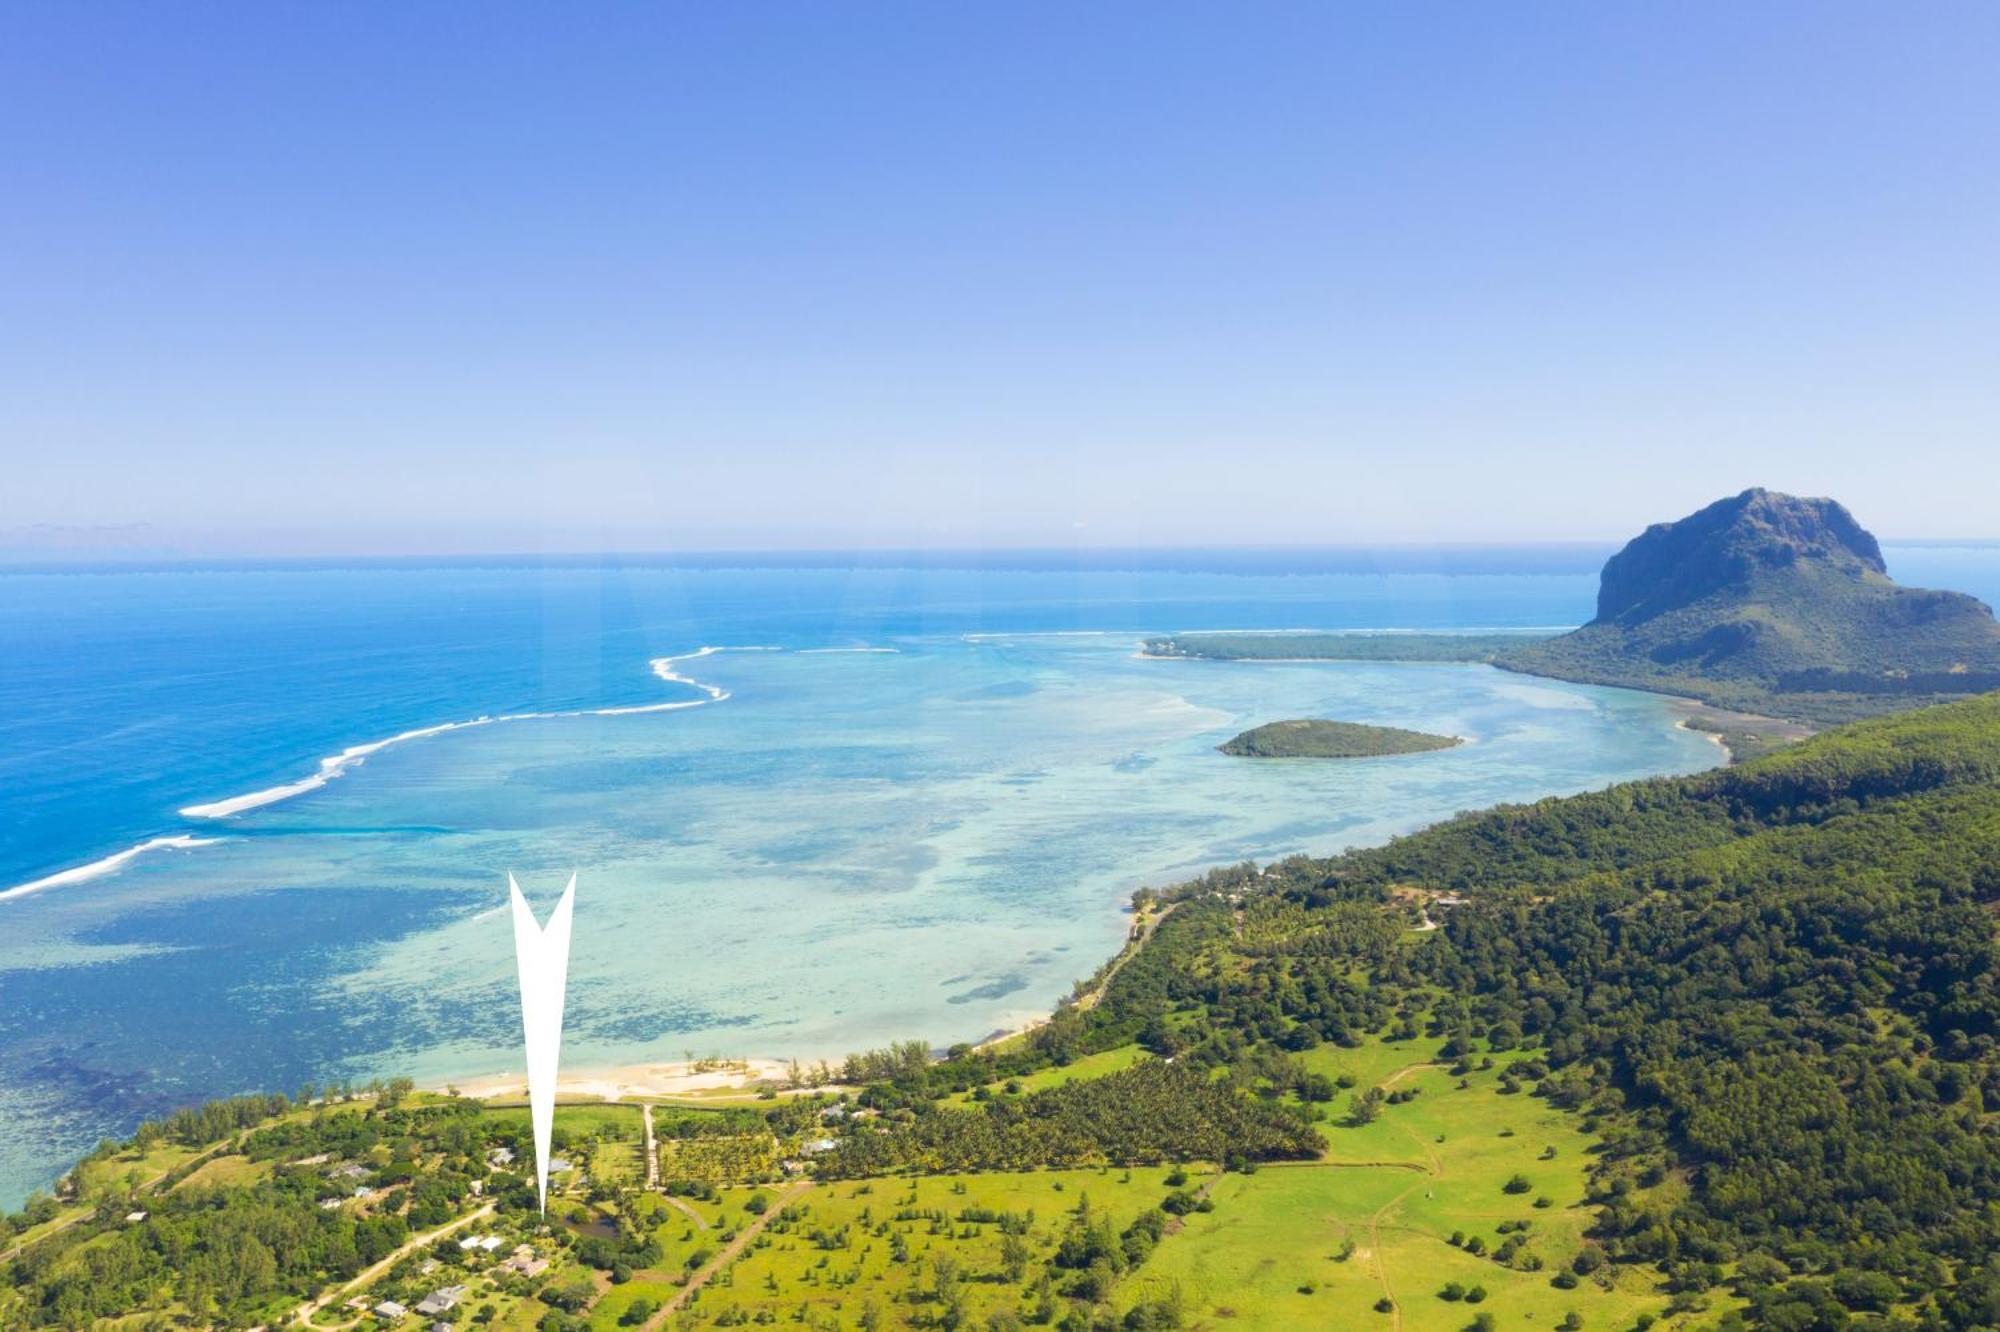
xmin=1500 ymin=488 xmax=2000 ymax=722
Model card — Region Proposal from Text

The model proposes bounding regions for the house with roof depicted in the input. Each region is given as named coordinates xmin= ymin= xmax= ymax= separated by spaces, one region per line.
xmin=501 ymin=1243 xmax=549 ymax=1277
xmin=414 ymin=1284 xmax=468 ymax=1316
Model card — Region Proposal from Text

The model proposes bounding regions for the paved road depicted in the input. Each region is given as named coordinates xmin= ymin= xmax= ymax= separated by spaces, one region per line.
xmin=291 ymin=1201 xmax=496 ymax=1325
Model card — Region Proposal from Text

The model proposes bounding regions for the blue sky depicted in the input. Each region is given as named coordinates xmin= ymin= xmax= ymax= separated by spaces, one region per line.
xmin=2 ymin=4 xmax=1996 ymax=555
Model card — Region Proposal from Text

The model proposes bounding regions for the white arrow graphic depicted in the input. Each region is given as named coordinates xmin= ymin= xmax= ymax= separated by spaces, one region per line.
xmin=509 ymin=872 xmax=575 ymax=1214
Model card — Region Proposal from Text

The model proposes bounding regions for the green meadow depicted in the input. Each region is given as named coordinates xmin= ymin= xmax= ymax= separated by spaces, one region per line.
xmin=1125 ymin=1043 xmax=1702 ymax=1330
xmin=946 ymin=1043 xmax=1152 ymax=1106
xmin=680 ymin=1167 xmax=1187 ymax=1327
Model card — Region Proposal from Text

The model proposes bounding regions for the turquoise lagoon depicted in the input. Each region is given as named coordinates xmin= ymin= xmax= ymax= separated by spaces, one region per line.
xmin=3 ymin=548 xmax=1993 ymax=1205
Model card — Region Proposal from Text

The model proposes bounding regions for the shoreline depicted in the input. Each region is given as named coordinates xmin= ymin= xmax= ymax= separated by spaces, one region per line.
xmin=443 ymin=1057 xmax=799 ymax=1103
xmin=432 ymin=1019 xmax=1073 ymax=1107
xmin=1134 ymin=636 xmax=1812 ymax=765
xmin=453 ymin=904 xmax=1173 ymax=1108
xmin=1661 ymin=695 xmax=1816 ymax=763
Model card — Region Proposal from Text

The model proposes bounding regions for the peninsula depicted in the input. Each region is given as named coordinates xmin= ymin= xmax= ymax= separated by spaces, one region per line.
xmin=1148 ymin=490 xmax=2000 ymax=759
xmin=1498 ymin=488 xmax=2000 ymax=723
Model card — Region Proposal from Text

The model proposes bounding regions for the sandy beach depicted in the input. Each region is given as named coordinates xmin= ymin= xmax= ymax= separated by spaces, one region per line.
xmin=445 ymin=1057 xmax=800 ymax=1102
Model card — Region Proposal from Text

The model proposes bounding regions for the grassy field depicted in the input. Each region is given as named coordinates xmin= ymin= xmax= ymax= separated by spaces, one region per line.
xmin=946 ymin=1043 xmax=1152 ymax=1106
xmin=593 ymin=1137 xmax=647 ymax=1187
xmin=1123 ymin=1041 xmax=1726 ymax=1331
xmin=634 ymin=1029 xmax=1713 ymax=1329
xmin=578 ymin=1189 xmax=738 ymax=1330
xmin=8 ymin=1031 xmax=1714 ymax=1330
xmin=678 ymin=1167 xmax=1186 ymax=1327
xmin=73 ymin=1139 xmax=211 ymax=1193
xmin=479 ymin=1102 xmax=646 ymax=1140
xmin=170 ymin=1152 xmax=274 ymax=1192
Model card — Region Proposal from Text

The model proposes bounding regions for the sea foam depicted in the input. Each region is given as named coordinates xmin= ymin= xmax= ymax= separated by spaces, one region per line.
xmin=181 ymin=647 xmax=773 ymax=821
xmin=0 ymin=835 xmax=223 ymax=902
xmin=9 ymin=644 xmax=891 ymax=900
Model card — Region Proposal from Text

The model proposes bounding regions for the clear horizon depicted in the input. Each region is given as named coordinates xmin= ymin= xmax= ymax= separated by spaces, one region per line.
xmin=4 ymin=4 xmax=1998 ymax=555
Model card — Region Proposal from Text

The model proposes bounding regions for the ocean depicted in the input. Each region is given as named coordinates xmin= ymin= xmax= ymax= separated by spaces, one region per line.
xmin=1 ymin=545 xmax=1995 ymax=1207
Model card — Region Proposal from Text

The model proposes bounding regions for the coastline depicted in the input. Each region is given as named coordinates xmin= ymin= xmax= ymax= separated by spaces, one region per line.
xmin=457 ymin=902 xmax=1176 ymax=1107
xmin=1661 ymin=695 xmax=1816 ymax=764
xmin=444 ymin=1057 xmax=799 ymax=1103
xmin=1134 ymin=633 xmax=1811 ymax=766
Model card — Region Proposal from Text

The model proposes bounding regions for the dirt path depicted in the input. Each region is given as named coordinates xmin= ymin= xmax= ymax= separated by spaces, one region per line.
xmin=1366 ymin=1176 xmax=1432 ymax=1332
xmin=0 ymin=1212 xmax=87 ymax=1264
xmin=648 ymin=1181 xmax=812 ymax=1324
xmin=1357 ymin=1070 xmax=1448 ymax=1330
xmin=291 ymin=1201 xmax=495 ymax=1324
xmin=0 ymin=1138 xmax=240 ymax=1263
xmin=1076 ymin=904 xmax=1175 ymax=1013
xmin=642 ymin=1103 xmax=659 ymax=1189
xmin=1380 ymin=1061 xmax=1443 ymax=1088
xmin=1263 ymin=1157 xmax=1430 ymax=1174
xmin=658 ymin=1194 xmax=710 ymax=1230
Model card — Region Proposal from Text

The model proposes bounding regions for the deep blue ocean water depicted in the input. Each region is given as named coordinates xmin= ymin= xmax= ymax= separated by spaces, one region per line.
xmin=0 ymin=545 xmax=1994 ymax=1207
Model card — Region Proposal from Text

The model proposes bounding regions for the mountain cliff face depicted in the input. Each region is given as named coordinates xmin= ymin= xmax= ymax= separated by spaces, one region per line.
xmin=1501 ymin=489 xmax=2000 ymax=722
xmin=1592 ymin=489 xmax=1887 ymax=623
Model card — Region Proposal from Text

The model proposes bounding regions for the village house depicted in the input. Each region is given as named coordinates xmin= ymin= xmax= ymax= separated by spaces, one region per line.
xmin=414 ymin=1283 xmax=468 ymax=1316
xmin=501 ymin=1244 xmax=549 ymax=1277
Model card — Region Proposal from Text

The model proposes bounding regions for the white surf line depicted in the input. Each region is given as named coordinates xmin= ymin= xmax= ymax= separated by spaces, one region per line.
xmin=0 ymin=835 xmax=225 ymax=903
xmin=0 ymin=647 xmax=780 ymax=901
xmin=177 ymin=646 xmax=778 ymax=822
xmin=796 ymin=646 xmax=900 ymax=654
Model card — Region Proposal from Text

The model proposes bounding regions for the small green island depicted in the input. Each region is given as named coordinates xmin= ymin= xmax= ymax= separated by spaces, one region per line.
xmin=1218 ymin=718 xmax=1463 ymax=758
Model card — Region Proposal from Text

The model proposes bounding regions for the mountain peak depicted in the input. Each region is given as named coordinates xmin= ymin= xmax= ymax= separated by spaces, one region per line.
xmin=1498 ymin=490 xmax=2000 ymax=724
xmin=1595 ymin=488 xmax=1885 ymax=624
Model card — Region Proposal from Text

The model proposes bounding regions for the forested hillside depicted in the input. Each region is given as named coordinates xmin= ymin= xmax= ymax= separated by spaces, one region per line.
xmin=9 ymin=697 xmax=1998 ymax=1329
xmin=897 ymin=693 xmax=2000 ymax=1327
